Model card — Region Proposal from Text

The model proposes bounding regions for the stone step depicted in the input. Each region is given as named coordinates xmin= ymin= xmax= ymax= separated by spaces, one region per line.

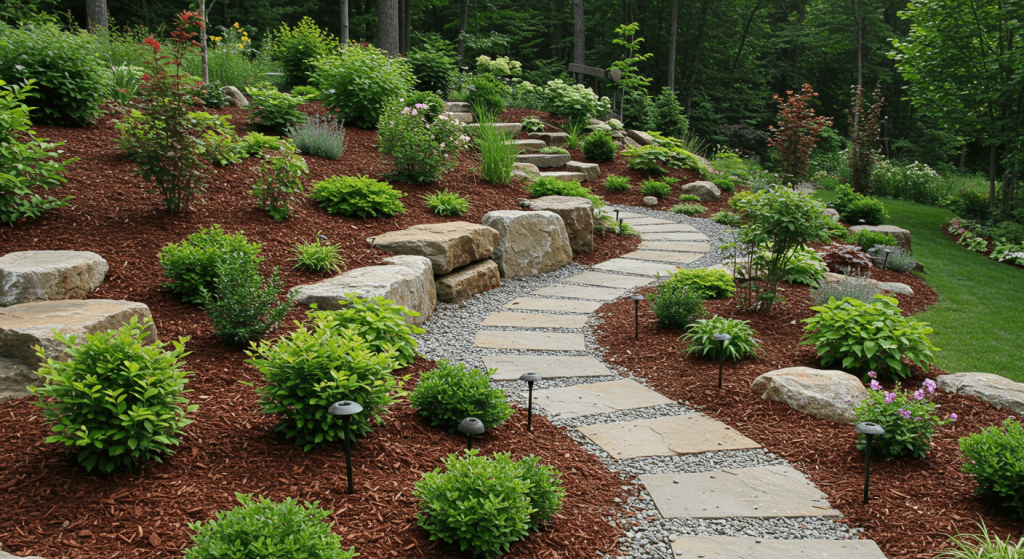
xmin=481 ymin=312 xmax=588 ymax=329
xmin=594 ymin=258 xmax=683 ymax=277
xmin=565 ymin=271 xmax=654 ymax=289
xmin=445 ymin=101 xmax=471 ymax=113
xmin=532 ymin=379 xmax=674 ymax=419
xmin=539 ymin=171 xmax=587 ymax=182
xmin=528 ymin=131 xmax=570 ymax=146
xmin=566 ymin=161 xmax=601 ymax=181
xmin=577 ymin=413 xmax=761 ymax=460
xmin=623 ymin=217 xmax=676 ymax=226
xmin=529 ymin=283 xmax=625 ymax=301
xmin=640 ymin=466 xmax=842 ymax=519
xmin=514 ymin=139 xmax=547 ymax=152
xmin=473 ymin=330 xmax=585 ymax=351
xmin=465 ymin=122 xmax=522 ymax=136
xmin=447 ymin=112 xmax=474 ymax=123
xmin=0 ymin=250 xmax=109 ymax=307
xmin=639 ymin=241 xmax=712 ymax=253
xmin=671 ymin=537 xmax=888 ymax=559
xmin=483 ymin=355 xmax=613 ymax=381
xmin=597 ymin=209 xmax=646 ymax=219
xmin=639 ymin=232 xmax=711 ymax=242
xmin=502 ymin=297 xmax=603 ymax=313
xmin=516 ymin=153 xmax=571 ymax=168
xmin=631 ymin=223 xmax=700 ymax=233
xmin=621 ymin=250 xmax=704 ymax=265
xmin=435 ymin=260 xmax=500 ymax=303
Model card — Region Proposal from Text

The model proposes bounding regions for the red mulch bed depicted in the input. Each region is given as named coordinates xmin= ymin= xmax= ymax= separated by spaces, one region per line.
xmin=594 ymin=278 xmax=1024 ymax=558
xmin=0 ymin=104 xmax=641 ymax=558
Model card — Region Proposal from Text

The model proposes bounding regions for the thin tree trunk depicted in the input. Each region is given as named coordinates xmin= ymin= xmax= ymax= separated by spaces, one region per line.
xmin=199 ymin=0 xmax=208 ymax=84
xmin=397 ymin=0 xmax=405 ymax=52
xmin=989 ymin=143 xmax=998 ymax=209
xmin=404 ymin=0 xmax=412 ymax=52
xmin=457 ymin=0 xmax=469 ymax=65
xmin=683 ymin=0 xmax=711 ymax=116
xmin=958 ymin=144 xmax=966 ymax=171
xmin=667 ymin=0 xmax=678 ymax=92
xmin=86 ymin=0 xmax=107 ymax=32
xmin=552 ymin=0 xmax=564 ymax=60
xmin=573 ymin=0 xmax=585 ymax=78
xmin=723 ymin=0 xmax=764 ymax=106
xmin=341 ymin=0 xmax=350 ymax=44
xmin=377 ymin=0 xmax=400 ymax=56
xmin=142 ymin=0 xmax=150 ymax=28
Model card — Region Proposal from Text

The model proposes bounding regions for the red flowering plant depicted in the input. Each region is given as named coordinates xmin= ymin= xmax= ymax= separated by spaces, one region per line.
xmin=767 ymin=84 xmax=832 ymax=181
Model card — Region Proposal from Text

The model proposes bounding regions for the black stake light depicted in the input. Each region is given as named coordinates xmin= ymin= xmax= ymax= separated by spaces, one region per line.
xmin=519 ymin=199 xmax=531 ymax=210
xmin=712 ymin=333 xmax=731 ymax=389
xmin=855 ymin=422 xmax=885 ymax=504
xmin=881 ymin=249 xmax=891 ymax=280
xmin=328 ymin=400 xmax=364 ymax=494
xmin=614 ymin=209 xmax=620 ymax=222
xmin=519 ymin=372 xmax=542 ymax=431
xmin=458 ymin=417 xmax=485 ymax=450
xmin=628 ymin=294 xmax=644 ymax=340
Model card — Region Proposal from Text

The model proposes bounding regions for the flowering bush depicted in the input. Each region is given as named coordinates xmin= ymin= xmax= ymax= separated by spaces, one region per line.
xmin=475 ymin=55 xmax=522 ymax=76
xmin=873 ymin=159 xmax=942 ymax=204
xmin=543 ymin=79 xmax=611 ymax=124
xmin=853 ymin=374 xmax=956 ymax=459
xmin=377 ymin=99 xmax=469 ymax=184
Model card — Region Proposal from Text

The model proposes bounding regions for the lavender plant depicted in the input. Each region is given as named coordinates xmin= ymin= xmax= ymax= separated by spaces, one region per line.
xmin=287 ymin=114 xmax=346 ymax=159
xmin=853 ymin=373 xmax=956 ymax=459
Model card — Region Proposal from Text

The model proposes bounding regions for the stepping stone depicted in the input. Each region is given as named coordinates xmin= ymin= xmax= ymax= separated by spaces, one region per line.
xmin=514 ymin=139 xmax=547 ymax=152
xmin=566 ymin=272 xmax=654 ymax=289
xmin=533 ymin=379 xmax=673 ymax=418
xmin=481 ymin=312 xmax=588 ymax=329
xmin=448 ymin=112 xmax=474 ymax=123
xmin=445 ymin=101 xmax=471 ymax=113
xmin=640 ymin=466 xmax=841 ymax=519
xmin=528 ymin=131 xmax=569 ymax=146
xmin=465 ymin=122 xmax=522 ymax=136
xmin=632 ymin=224 xmax=699 ymax=233
xmin=577 ymin=414 xmax=760 ymax=459
xmin=474 ymin=330 xmax=585 ymax=351
xmin=530 ymin=284 xmax=625 ymax=301
xmin=502 ymin=297 xmax=602 ymax=313
xmin=639 ymin=241 xmax=711 ymax=253
xmin=621 ymin=250 xmax=704 ymax=264
xmin=517 ymin=153 xmax=571 ymax=168
xmin=625 ymin=217 xmax=677 ymax=225
xmin=639 ymin=232 xmax=711 ymax=242
xmin=0 ymin=250 xmax=109 ymax=307
xmin=539 ymin=171 xmax=587 ymax=182
xmin=483 ymin=355 xmax=612 ymax=381
xmin=670 ymin=536 xmax=888 ymax=559
xmin=596 ymin=210 xmax=645 ymax=219
xmin=594 ymin=258 xmax=682 ymax=277
xmin=566 ymin=161 xmax=600 ymax=181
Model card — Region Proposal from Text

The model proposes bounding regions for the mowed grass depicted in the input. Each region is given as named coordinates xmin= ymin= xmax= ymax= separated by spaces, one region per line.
xmin=814 ymin=190 xmax=1024 ymax=382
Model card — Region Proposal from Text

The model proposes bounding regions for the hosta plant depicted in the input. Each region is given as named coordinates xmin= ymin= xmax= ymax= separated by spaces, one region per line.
xmin=682 ymin=315 xmax=760 ymax=361
xmin=854 ymin=375 xmax=955 ymax=459
xmin=409 ymin=360 xmax=513 ymax=432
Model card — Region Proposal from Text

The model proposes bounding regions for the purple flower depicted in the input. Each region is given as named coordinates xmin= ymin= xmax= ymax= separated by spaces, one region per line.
xmin=923 ymin=379 xmax=936 ymax=395
xmin=950 ymin=413 xmax=958 ymax=421
xmin=913 ymin=389 xmax=925 ymax=401
xmin=868 ymin=371 xmax=877 ymax=379
xmin=414 ymin=103 xmax=429 ymax=109
xmin=899 ymin=409 xmax=912 ymax=420
xmin=869 ymin=380 xmax=882 ymax=391
xmin=915 ymin=416 xmax=922 ymax=421
xmin=884 ymin=391 xmax=897 ymax=404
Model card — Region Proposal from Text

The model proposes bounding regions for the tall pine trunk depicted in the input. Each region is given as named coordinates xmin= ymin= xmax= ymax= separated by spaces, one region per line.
xmin=552 ymin=0 xmax=564 ymax=60
xmin=199 ymin=0 xmax=209 ymax=84
xmin=667 ymin=0 xmax=678 ymax=92
xmin=457 ymin=0 xmax=469 ymax=65
xmin=86 ymin=0 xmax=107 ymax=32
xmin=378 ymin=0 xmax=400 ymax=56
xmin=573 ymin=0 xmax=585 ymax=78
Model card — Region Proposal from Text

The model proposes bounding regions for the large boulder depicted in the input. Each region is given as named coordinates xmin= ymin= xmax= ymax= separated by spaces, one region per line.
xmin=0 ymin=300 xmax=157 ymax=369
xmin=435 ymin=260 xmax=501 ymax=303
xmin=370 ymin=222 xmax=500 ymax=276
xmin=679 ymin=181 xmax=722 ymax=202
xmin=750 ymin=367 xmax=870 ymax=424
xmin=566 ymin=161 xmax=601 ymax=181
xmin=1 ymin=356 xmax=38 ymax=403
xmin=823 ymin=208 xmax=841 ymax=221
xmin=936 ymin=372 xmax=1024 ymax=414
xmin=516 ymin=153 xmax=571 ymax=168
xmin=481 ymin=210 xmax=573 ymax=278
xmin=529 ymin=195 xmax=595 ymax=253
xmin=821 ymin=272 xmax=914 ymax=297
xmin=220 ymin=85 xmax=248 ymax=107
xmin=445 ymin=101 xmax=471 ymax=113
xmin=0 ymin=251 xmax=109 ymax=307
xmin=627 ymin=130 xmax=655 ymax=146
xmin=290 ymin=256 xmax=436 ymax=325
xmin=849 ymin=224 xmax=913 ymax=254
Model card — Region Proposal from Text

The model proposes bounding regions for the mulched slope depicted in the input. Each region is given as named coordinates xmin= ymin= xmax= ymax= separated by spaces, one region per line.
xmin=594 ymin=279 xmax=1024 ymax=559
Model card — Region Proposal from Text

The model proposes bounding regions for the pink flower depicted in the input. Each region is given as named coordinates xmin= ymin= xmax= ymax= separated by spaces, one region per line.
xmin=411 ymin=109 xmax=418 ymax=115
xmin=913 ymin=389 xmax=925 ymax=401
xmin=415 ymin=103 xmax=429 ymax=109
xmin=950 ymin=413 xmax=958 ymax=421
xmin=915 ymin=416 xmax=922 ymax=421
xmin=868 ymin=371 xmax=877 ymax=379
xmin=869 ymin=380 xmax=882 ymax=391
xmin=884 ymin=391 xmax=897 ymax=404
xmin=923 ymin=379 xmax=936 ymax=395
xmin=899 ymin=409 xmax=911 ymax=420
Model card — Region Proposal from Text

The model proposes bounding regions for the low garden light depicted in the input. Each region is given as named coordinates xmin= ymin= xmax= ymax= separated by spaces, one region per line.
xmin=458 ymin=417 xmax=485 ymax=450
xmin=317 ymin=232 xmax=329 ymax=243
xmin=855 ymin=421 xmax=885 ymax=504
xmin=519 ymin=199 xmax=531 ymax=210
xmin=882 ymin=249 xmax=892 ymax=278
xmin=712 ymin=333 xmax=731 ymax=389
xmin=327 ymin=400 xmax=363 ymax=495
xmin=629 ymin=294 xmax=644 ymax=340
xmin=519 ymin=372 xmax=542 ymax=431
xmin=614 ymin=209 xmax=620 ymax=222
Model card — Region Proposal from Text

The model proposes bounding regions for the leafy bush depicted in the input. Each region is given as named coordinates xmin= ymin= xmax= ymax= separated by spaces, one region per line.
xmin=249 ymin=153 xmax=308 ymax=220
xmin=951 ymin=189 xmax=991 ymax=221
xmin=185 ymin=494 xmax=357 ymax=559
xmin=620 ymin=90 xmax=656 ymax=130
xmin=651 ymin=87 xmax=688 ymax=138
xmin=767 ymin=84 xmax=832 ymax=179
xmin=682 ymin=315 xmax=760 ymax=361
xmin=663 ymin=268 xmax=736 ymax=299
xmin=308 ymin=294 xmax=424 ymax=366
xmin=467 ymin=73 xmax=508 ymax=115
xmin=855 ymin=229 xmax=898 ymax=252
xmin=314 ymin=44 xmax=415 ymax=128
xmin=801 ymin=295 xmax=939 ymax=380
xmin=202 ymin=256 xmax=293 ymax=348
xmin=764 ymin=244 xmax=827 ymax=287
xmin=604 ymin=175 xmax=631 ymax=192
xmin=854 ymin=376 xmax=954 ymax=459
xmin=526 ymin=177 xmax=604 ymax=208
xmin=423 ymin=188 xmax=470 ymax=216
xmin=290 ymin=85 xmax=320 ymax=98
xmin=240 ymin=132 xmax=291 ymax=157
xmin=522 ymin=116 xmax=545 ymax=132
xmin=247 ymin=312 xmax=404 ymax=450
xmin=291 ymin=234 xmax=345 ymax=274
xmin=410 ymin=360 xmax=513 ymax=432
xmin=641 ymin=179 xmax=671 ymax=198
xmin=0 ymin=22 xmax=106 ymax=126
xmin=832 ymin=183 xmax=889 ymax=225
xmin=159 ymin=225 xmax=263 ymax=304
xmin=679 ymin=194 xmax=701 ymax=202
xmin=414 ymin=450 xmax=564 ymax=557
xmin=824 ymin=218 xmax=854 ymax=243
xmin=810 ymin=273 xmax=878 ymax=305
xmin=711 ymin=175 xmax=736 ymax=193
xmin=672 ymin=203 xmax=706 ymax=216
xmin=116 ymin=109 xmax=243 ymax=167
xmin=873 ymin=159 xmax=942 ymax=205
xmin=582 ymin=130 xmax=617 ymax=161
xmin=476 ymin=55 xmax=523 ymax=76
xmin=311 ymin=175 xmax=406 ymax=218
xmin=710 ymin=211 xmax=742 ymax=227
xmin=648 ymin=282 xmax=706 ymax=330
xmin=408 ymin=48 xmax=456 ymax=93
xmin=378 ymin=100 xmax=469 ymax=184
xmin=190 ymin=80 xmax=231 ymax=109
xmin=246 ymin=86 xmax=309 ymax=132
xmin=107 ymin=64 xmax=144 ymax=105
xmin=267 ymin=17 xmax=339 ymax=89
xmin=539 ymin=146 xmax=569 ymax=155
xmin=287 ymin=113 xmax=346 ymax=159
xmin=543 ymin=79 xmax=611 ymax=123
xmin=30 ymin=317 xmax=196 ymax=473
xmin=624 ymin=144 xmax=704 ymax=176
xmin=402 ymin=90 xmax=446 ymax=122
xmin=960 ymin=418 xmax=1024 ymax=519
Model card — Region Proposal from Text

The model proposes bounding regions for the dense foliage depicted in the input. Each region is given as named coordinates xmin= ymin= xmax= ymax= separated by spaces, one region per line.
xmin=378 ymin=99 xmax=469 ymax=183
xmin=662 ymin=268 xmax=736 ymax=299
xmin=159 ymin=225 xmax=264 ymax=304
xmin=201 ymin=256 xmax=293 ymax=348
xmin=960 ymin=418 xmax=1024 ymax=519
xmin=313 ymin=43 xmax=415 ymax=128
xmin=306 ymin=294 xmax=424 ymax=367
xmin=310 ymin=175 xmax=407 ymax=218
xmin=409 ymin=360 xmax=513 ymax=432
xmin=266 ymin=17 xmax=339 ymax=89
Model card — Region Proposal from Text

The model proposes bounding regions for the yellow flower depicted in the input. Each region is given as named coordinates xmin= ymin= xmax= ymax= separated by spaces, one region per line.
xmin=232 ymin=22 xmax=240 ymax=28
xmin=210 ymin=35 xmax=222 ymax=42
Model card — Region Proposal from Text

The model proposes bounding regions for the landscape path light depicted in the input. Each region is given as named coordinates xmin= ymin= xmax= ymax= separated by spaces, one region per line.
xmin=519 ymin=199 xmax=531 ymax=210
xmin=328 ymin=400 xmax=363 ymax=495
xmin=629 ymin=294 xmax=645 ymax=340
xmin=458 ymin=417 xmax=485 ymax=450
xmin=855 ymin=422 xmax=885 ymax=504
xmin=614 ymin=209 xmax=620 ymax=222
xmin=519 ymin=372 xmax=542 ymax=431
xmin=882 ymin=249 xmax=891 ymax=280
xmin=712 ymin=333 xmax=731 ymax=389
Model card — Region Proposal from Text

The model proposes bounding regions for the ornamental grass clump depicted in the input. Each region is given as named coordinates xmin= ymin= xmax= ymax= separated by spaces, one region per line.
xmin=474 ymin=109 xmax=518 ymax=185
xmin=854 ymin=374 xmax=956 ymax=459
xmin=290 ymin=234 xmax=345 ymax=274
xmin=960 ymin=418 xmax=1024 ymax=519
xmin=410 ymin=360 xmax=513 ymax=432
xmin=30 ymin=317 xmax=197 ymax=473
xmin=937 ymin=520 xmax=1024 ymax=558
xmin=287 ymin=113 xmax=346 ymax=159
xmin=422 ymin=188 xmax=470 ymax=216
xmin=682 ymin=315 xmax=760 ymax=361
xmin=671 ymin=203 xmax=706 ymax=216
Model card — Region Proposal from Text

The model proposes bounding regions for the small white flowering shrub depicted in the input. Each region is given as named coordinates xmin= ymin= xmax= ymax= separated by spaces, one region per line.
xmin=377 ymin=99 xmax=470 ymax=184
xmin=475 ymin=55 xmax=522 ymax=76
xmin=543 ymin=79 xmax=611 ymax=123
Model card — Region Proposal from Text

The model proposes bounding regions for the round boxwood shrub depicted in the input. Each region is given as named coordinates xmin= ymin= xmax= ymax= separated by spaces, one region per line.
xmin=647 ymin=281 xmax=706 ymax=330
xmin=410 ymin=360 xmax=513 ymax=432
xmin=582 ymin=129 xmax=617 ymax=161
xmin=30 ymin=317 xmax=197 ymax=473
xmin=158 ymin=225 xmax=264 ymax=304
xmin=960 ymin=418 xmax=1024 ymax=519
xmin=313 ymin=43 xmax=415 ymax=128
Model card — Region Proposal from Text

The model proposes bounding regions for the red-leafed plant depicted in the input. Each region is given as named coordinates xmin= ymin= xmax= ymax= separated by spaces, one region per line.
xmin=847 ymin=83 xmax=885 ymax=194
xmin=767 ymin=84 xmax=832 ymax=181
xmin=817 ymin=242 xmax=873 ymax=275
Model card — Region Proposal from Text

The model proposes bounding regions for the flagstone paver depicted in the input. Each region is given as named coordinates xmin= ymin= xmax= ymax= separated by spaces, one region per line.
xmin=597 ymin=210 xmax=646 ymax=219
xmin=639 ymin=241 xmax=712 ymax=253
xmin=502 ymin=297 xmax=603 ymax=313
xmin=577 ymin=414 xmax=760 ymax=459
xmin=639 ymin=232 xmax=711 ymax=242
xmin=565 ymin=271 xmax=654 ymax=289
xmin=641 ymin=466 xmax=842 ymax=518
xmin=474 ymin=330 xmax=586 ymax=351
xmin=531 ymin=379 xmax=674 ymax=418
xmin=621 ymin=250 xmax=705 ymax=264
xmin=530 ymin=284 xmax=625 ymax=300
xmin=624 ymin=217 xmax=677 ymax=225
xmin=632 ymin=224 xmax=700 ymax=233
xmin=670 ymin=537 xmax=888 ymax=559
xmin=481 ymin=312 xmax=589 ymax=329
xmin=594 ymin=258 xmax=682 ymax=277
xmin=483 ymin=355 xmax=613 ymax=380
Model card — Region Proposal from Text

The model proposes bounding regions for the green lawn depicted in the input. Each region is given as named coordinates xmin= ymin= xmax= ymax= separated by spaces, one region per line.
xmin=814 ymin=191 xmax=1024 ymax=382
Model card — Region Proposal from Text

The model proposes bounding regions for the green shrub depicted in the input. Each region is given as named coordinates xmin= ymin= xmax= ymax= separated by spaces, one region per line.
xmin=960 ymin=418 xmax=1024 ymax=519
xmin=682 ymin=315 xmax=760 ymax=361
xmin=624 ymin=144 xmax=704 ymax=176
xmin=116 ymin=109 xmax=243 ymax=166
xmin=468 ymin=73 xmax=508 ymax=115
xmin=712 ymin=175 xmax=736 ymax=193
xmin=291 ymin=234 xmax=345 ymax=274
xmin=662 ymin=268 xmax=735 ymax=299
xmin=710 ymin=211 xmax=742 ymax=227
xmin=854 ymin=377 xmax=953 ymax=460
xmin=543 ymin=79 xmax=610 ymax=123
xmin=159 ymin=225 xmax=263 ymax=304
xmin=249 ymin=153 xmax=308 ymax=220
xmin=423 ymin=188 xmax=470 ymax=216
xmin=402 ymin=90 xmax=446 ymax=122
xmin=641 ymin=179 xmax=671 ymax=198
xmin=267 ymin=17 xmax=339 ymax=89
xmin=620 ymin=90 xmax=656 ymax=130
xmin=313 ymin=44 xmax=415 ymax=128
xmin=522 ymin=116 xmax=545 ymax=132
xmin=801 ymin=295 xmax=939 ymax=380
xmin=290 ymin=85 xmax=320 ymax=98
xmin=539 ymin=146 xmax=569 ymax=155
xmin=414 ymin=450 xmax=564 ymax=557
xmin=185 ymin=494 xmax=357 ymax=559
xmin=190 ymin=80 xmax=231 ymax=109
xmin=758 ymin=244 xmax=827 ymax=287
xmin=310 ymin=175 xmax=406 ymax=218
xmin=30 ymin=318 xmax=196 ymax=473
xmin=378 ymin=99 xmax=469 ymax=184
xmin=287 ymin=113 xmax=346 ymax=159
xmin=648 ymin=282 xmax=706 ymax=330
xmin=832 ymin=183 xmax=889 ymax=225
xmin=246 ymin=86 xmax=309 ymax=132
xmin=604 ymin=175 xmax=631 ymax=192
xmin=307 ymin=294 xmax=424 ymax=366
xmin=408 ymin=48 xmax=456 ymax=93
xmin=679 ymin=194 xmax=701 ymax=202
xmin=0 ymin=22 xmax=106 ymax=126
xmin=246 ymin=312 xmax=404 ymax=450
xmin=240 ymin=132 xmax=291 ymax=157
xmin=952 ymin=189 xmax=991 ymax=221
xmin=201 ymin=256 xmax=293 ymax=348
xmin=824 ymin=218 xmax=854 ymax=243
xmin=671 ymin=203 xmax=706 ymax=216
xmin=526 ymin=177 xmax=604 ymax=208
xmin=855 ymin=229 xmax=898 ymax=252
xmin=582 ymin=130 xmax=617 ymax=161
xmin=651 ymin=87 xmax=688 ymax=138
xmin=409 ymin=360 xmax=513 ymax=432
xmin=936 ymin=520 xmax=1024 ymax=558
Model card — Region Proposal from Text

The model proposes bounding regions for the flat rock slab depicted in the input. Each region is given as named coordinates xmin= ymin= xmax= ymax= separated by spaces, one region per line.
xmin=370 ymin=221 xmax=500 ymax=275
xmin=565 ymin=161 xmax=601 ymax=181
xmin=528 ymin=131 xmax=570 ymax=146
xmin=448 ymin=112 xmax=474 ymax=123
xmin=641 ymin=466 xmax=841 ymax=519
xmin=639 ymin=232 xmax=711 ymax=242
xmin=0 ymin=250 xmax=109 ymax=307
xmin=532 ymin=379 xmax=673 ymax=418
xmin=474 ymin=330 xmax=585 ymax=351
xmin=621 ymin=250 xmax=704 ymax=264
xmin=445 ymin=101 xmax=471 ymax=112
xmin=514 ymin=139 xmax=547 ymax=152
xmin=538 ymin=171 xmax=587 ymax=182
xmin=578 ymin=414 xmax=760 ymax=459
xmin=625 ymin=217 xmax=677 ymax=225
xmin=937 ymin=372 xmax=1024 ymax=414
xmin=632 ymin=224 xmax=700 ymax=233
xmin=484 ymin=355 xmax=612 ymax=381
xmin=530 ymin=284 xmax=625 ymax=301
xmin=466 ymin=122 xmax=522 ymax=136
xmin=566 ymin=272 xmax=654 ymax=289
xmin=640 ymin=241 xmax=711 ymax=253
xmin=517 ymin=153 xmax=571 ymax=168
xmin=594 ymin=258 xmax=682 ymax=277
xmin=481 ymin=312 xmax=588 ymax=329
xmin=670 ymin=537 xmax=888 ymax=559
xmin=502 ymin=297 xmax=602 ymax=313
